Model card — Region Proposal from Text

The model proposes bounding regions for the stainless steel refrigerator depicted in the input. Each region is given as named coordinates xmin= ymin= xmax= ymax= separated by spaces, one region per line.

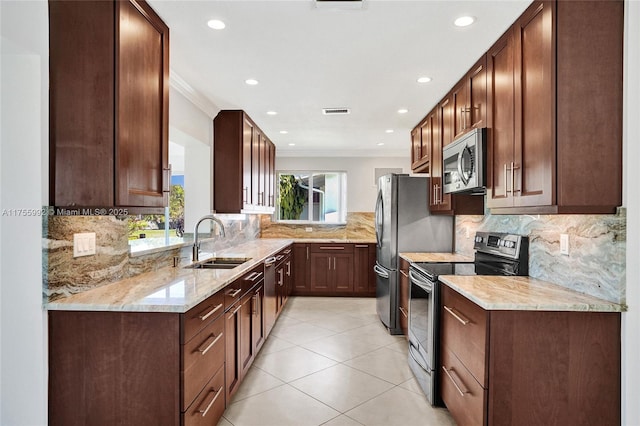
xmin=374 ymin=174 xmax=453 ymax=334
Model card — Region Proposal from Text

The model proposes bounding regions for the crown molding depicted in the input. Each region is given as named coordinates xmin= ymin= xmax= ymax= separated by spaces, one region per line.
xmin=169 ymin=70 xmax=220 ymax=118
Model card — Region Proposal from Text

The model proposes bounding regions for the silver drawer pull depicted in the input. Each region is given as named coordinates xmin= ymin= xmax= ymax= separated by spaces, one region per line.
xmin=442 ymin=366 xmax=468 ymax=397
xmin=198 ymin=303 xmax=222 ymax=321
xmin=319 ymin=246 xmax=345 ymax=250
xmin=399 ymin=307 xmax=408 ymax=318
xmin=354 ymin=244 xmax=368 ymax=248
xmin=227 ymin=288 xmax=242 ymax=298
xmin=197 ymin=387 xmax=222 ymax=417
xmin=228 ymin=304 xmax=242 ymax=318
xmin=197 ymin=333 xmax=223 ymax=355
xmin=244 ymin=271 xmax=263 ymax=282
xmin=444 ymin=305 xmax=470 ymax=325
xmin=399 ymin=270 xmax=409 ymax=278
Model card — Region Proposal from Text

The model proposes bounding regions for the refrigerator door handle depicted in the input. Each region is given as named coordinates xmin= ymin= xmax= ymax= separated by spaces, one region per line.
xmin=375 ymin=190 xmax=383 ymax=248
xmin=373 ymin=264 xmax=390 ymax=279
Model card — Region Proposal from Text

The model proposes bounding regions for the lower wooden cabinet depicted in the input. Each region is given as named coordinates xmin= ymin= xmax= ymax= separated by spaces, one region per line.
xmin=182 ymin=366 xmax=225 ymax=426
xmin=440 ymin=284 xmax=621 ymax=426
xmin=294 ymin=242 xmax=375 ymax=297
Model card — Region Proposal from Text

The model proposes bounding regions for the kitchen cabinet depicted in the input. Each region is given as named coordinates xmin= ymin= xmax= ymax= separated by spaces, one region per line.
xmin=276 ymin=248 xmax=293 ymax=313
xmin=49 ymin=0 xmax=169 ymax=212
xmin=398 ymin=258 xmax=410 ymax=339
xmin=293 ymin=243 xmax=311 ymax=293
xmin=49 ymin=289 xmax=226 ymax=426
xmin=310 ymin=244 xmax=354 ymax=294
xmin=439 ymin=284 xmax=620 ymax=426
xmin=411 ymin=120 xmax=429 ymax=173
xmin=214 ymin=110 xmax=276 ymax=214
xmin=354 ymin=243 xmax=376 ymax=296
xmin=225 ymin=264 xmax=265 ymax=402
xmin=486 ymin=0 xmax=623 ymax=214
xmin=453 ymin=57 xmax=487 ymax=140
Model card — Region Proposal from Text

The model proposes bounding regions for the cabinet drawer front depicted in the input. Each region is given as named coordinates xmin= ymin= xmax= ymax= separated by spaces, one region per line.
xmin=441 ymin=284 xmax=488 ymax=386
xmin=183 ymin=315 xmax=225 ymax=410
xmin=183 ymin=365 xmax=225 ymax=426
xmin=183 ymin=291 xmax=224 ymax=343
xmin=441 ymin=347 xmax=486 ymax=426
xmin=310 ymin=243 xmax=354 ymax=253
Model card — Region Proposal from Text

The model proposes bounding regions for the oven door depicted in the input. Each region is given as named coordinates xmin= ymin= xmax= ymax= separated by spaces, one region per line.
xmin=408 ymin=268 xmax=436 ymax=371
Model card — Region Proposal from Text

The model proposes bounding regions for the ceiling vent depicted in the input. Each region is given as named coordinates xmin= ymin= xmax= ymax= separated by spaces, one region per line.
xmin=314 ymin=0 xmax=366 ymax=11
xmin=322 ymin=107 xmax=351 ymax=115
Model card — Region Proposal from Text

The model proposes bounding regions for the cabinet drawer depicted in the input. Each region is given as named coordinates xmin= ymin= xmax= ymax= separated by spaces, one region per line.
xmin=310 ymin=243 xmax=354 ymax=253
xmin=183 ymin=314 xmax=225 ymax=410
xmin=240 ymin=264 xmax=265 ymax=295
xmin=440 ymin=347 xmax=486 ymax=426
xmin=183 ymin=365 xmax=225 ymax=426
xmin=183 ymin=291 xmax=224 ymax=343
xmin=441 ymin=284 xmax=488 ymax=386
xmin=224 ymin=281 xmax=244 ymax=310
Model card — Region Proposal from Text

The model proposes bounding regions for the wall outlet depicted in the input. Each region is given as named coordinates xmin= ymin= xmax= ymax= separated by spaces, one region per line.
xmin=560 ymin=233 xmax=569 ymax=256
xmin=305 ymin=227 xmax=313 ymax=232
xmin=73 ymin=232 xmax=96 ymax=257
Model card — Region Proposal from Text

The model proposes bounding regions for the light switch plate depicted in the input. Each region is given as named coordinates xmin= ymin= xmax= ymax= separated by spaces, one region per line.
xmin=560 ymin=234 xmax=569 ymax=256
xmin=73 ymin=232 xmax=96 ymax=257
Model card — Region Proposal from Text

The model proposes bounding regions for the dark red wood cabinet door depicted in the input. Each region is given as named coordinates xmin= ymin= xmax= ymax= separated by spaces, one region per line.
xmin=116 ymin=0 xmax=169 ymax=207
xmin=469 ymin=56 xmax=487 ymax=130
xmin=513 ymin=1 xmax=554 ymax=208
xmin=242 ymin=117 xmax=254 ymax=207
xmin=486 ymin=30 xmax=516 ymax=209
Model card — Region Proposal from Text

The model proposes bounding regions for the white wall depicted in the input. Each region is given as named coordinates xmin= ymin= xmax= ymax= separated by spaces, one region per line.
xmin=276 ymin=156 xmax=410 ymax=212
xmin=623 ymin=1 xmax=639 ymax=424
xmin=0 ymin=1 xmax=48 ymax=425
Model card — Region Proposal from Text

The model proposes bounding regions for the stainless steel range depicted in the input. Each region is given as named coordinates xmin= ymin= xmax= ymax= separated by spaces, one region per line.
xmin=407 ymin=231 xmax=529 ymax=405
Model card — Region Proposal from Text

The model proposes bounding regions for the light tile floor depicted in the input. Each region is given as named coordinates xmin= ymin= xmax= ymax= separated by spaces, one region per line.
xmin=219 ymin=296 xmax=456 ymax=426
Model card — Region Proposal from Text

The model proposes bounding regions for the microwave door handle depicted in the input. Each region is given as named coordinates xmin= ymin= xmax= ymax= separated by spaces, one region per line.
xmin=457 ymin=147 xmax=469 ymax=186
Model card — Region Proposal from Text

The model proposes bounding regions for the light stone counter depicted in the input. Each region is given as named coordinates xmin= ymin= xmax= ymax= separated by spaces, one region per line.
xmin=439 ymin=275 xmax=626 ymax=312
xmin=289 ymin=238 xmax=376 ymax=244
xmin=400 ymin=252 xmax=474 ymax=263
xmin=45 ymin=239 xmax=293 ymax=313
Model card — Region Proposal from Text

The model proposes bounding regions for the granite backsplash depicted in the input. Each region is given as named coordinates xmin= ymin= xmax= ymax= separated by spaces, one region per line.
xmin=43 ymin=214 xmax=261 ymax=302
xmin=455 ymin=208 xmax=626 ymax=304
xmin=260 ymin=212 xmax=375 ymax=241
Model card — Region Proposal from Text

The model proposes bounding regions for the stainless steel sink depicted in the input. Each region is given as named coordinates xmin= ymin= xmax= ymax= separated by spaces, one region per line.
xmin=185 ymin=257 xmax=252 ymax=270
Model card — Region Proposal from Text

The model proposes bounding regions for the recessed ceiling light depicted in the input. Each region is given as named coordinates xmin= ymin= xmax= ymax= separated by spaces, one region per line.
xmin=288 ymin=143 xmax=296 ymax=146
xmin=245 ymin=79 xmax=259 ymax=86
xmin=417 ymin=76 xmax=432 ymax=84
xmin=398 ymin=108 xmax=409 ymax=114
xmin=266 ymin=111 xmax=277 ymax=115
xmin=454 ymin=16 xmax=475 ymax=27
xmin=280 ymin=130 xmax=288 ymax=134
xmin=377 ymin=142 xmax=385 ymax=146
xmin=207 ymin=19 xmax=226 ymax=30
xmin=385 ymin=129 xmax=394 ymax=134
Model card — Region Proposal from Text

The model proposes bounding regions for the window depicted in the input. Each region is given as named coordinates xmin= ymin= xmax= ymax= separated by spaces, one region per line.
xmin=276 ymin=171 xmax=347 ymax=223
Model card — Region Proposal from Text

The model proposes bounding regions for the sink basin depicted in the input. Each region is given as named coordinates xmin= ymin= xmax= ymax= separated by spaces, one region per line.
xmin=185 ymin=257 xmax=252 ymax=270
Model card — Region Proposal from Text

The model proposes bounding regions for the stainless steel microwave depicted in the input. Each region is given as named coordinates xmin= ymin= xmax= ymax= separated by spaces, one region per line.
xmin=442 ymin=128 xmax=486 ymax=194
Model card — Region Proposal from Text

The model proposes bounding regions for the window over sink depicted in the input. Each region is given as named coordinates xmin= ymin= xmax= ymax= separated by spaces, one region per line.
xmin=276 ymin=171 xmax=347 ymax=224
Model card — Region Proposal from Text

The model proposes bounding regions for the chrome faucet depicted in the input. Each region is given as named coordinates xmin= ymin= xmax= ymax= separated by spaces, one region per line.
xmin=192 ymin=214 xmax=226 ymax=262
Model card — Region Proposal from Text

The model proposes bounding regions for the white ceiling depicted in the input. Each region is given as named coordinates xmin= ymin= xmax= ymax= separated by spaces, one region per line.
xmin=149 ymin=0 xmax=533 ymax=157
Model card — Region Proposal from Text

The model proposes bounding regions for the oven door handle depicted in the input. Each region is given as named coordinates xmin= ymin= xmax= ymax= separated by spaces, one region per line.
xmin=409 ymin=342 xmax=430 ymax=372
xmin=409 ymin=270 xmax=433 ymax=291
xmin=373 ymin=264 xmax=390 ymax=279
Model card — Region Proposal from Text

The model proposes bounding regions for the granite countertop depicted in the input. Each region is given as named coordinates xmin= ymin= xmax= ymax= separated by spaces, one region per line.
xmin=439 ymin=275 xmax=626 ymax=312
xmin=400 ymin=252 xmax=474 ymax=263
xmin=46 ymin=239 xmax=293 ymax=313
xmin=290 ymin=238 xmax=376 ymax=244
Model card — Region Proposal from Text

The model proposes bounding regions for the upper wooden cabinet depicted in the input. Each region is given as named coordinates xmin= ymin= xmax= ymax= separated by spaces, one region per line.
xmin=214 ymin=110 xmax=276 ymax=214
xmin=49 ymin=0 xmax=170 ymax=211
xmin=411 ymin=123 xmax=429 ymax=173
xmin=486 ymin=0 xmax=623 ymax=214
xmin=453 ymin=56 xmax=487 ymax=140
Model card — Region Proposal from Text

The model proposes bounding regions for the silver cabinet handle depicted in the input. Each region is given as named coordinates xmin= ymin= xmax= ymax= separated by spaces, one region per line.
xmin=197 ymin=333 xmax=223 ymax=355
xmin=227 ymin=288 xmax=242 ymax=298
xmin=286 ymin=261 xmax=291 ymax=276
xmin=399 ymin=270 xmax=409 ymax=278
xmin=443 ymin=305 xmax=470 ymax=325
xmin=319 ymin=246 xmax=345 ymax=250
xmin=265 ymin=256 xmax=277 ymax=267
xmin=243 ymin=187 xmax=248 ymax=203
xmin=227 ymin=304 xmax=242 ymax=319
xmin=306 ymin=246 xmax=309 ymax=260
xmin=333 ymin=257 xmax=336 ymax=270
xmin=504 ymin=163 xmax=510 ymax=196
xmin=197 ymin=387 xmax=222 ymax=417
xmin=198 ymin=303 xmax=223 ymax=321
xmin=355 ymin=244 xmax=368 ymax=248
xmin=244 ymin=271 xmax=263 ymax=282
xmin=442 ymin=366 xmax=467 ymax=397
xmin=511 ymin=161 xmax=521 ymax=194
xmin=399 ymin=306 xmax=408 ymax=318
